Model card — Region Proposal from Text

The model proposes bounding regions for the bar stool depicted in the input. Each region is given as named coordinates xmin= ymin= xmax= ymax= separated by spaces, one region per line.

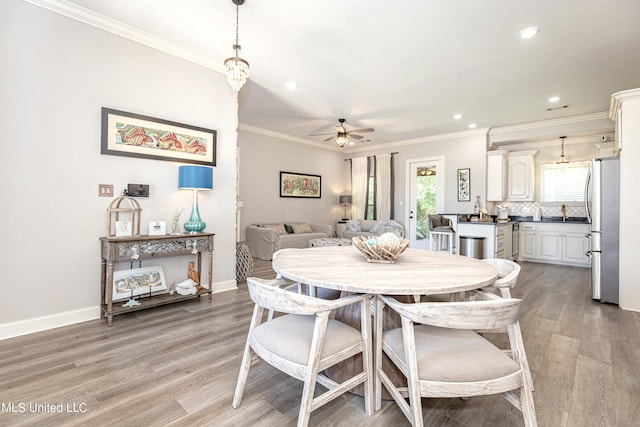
xmin=428 ymin=215 xmax=455 ymax=253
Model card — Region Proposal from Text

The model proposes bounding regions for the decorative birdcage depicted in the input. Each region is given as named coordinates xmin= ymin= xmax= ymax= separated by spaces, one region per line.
xmin=107 ymin=196 xmax=142 ymax=237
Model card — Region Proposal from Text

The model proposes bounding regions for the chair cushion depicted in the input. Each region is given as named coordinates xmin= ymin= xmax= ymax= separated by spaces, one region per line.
xmin=253 ymin=314 xmax=362 ymax=365
xmin=384 ymin=325 xmax=519 ymax=382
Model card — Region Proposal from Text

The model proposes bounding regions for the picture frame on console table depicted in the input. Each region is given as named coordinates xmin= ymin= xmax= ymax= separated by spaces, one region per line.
xmin=457 ymin=168 xmax=470 ymax=202
xmin=279 ymin=171 xmax=321 ymax=198
xmin=101 ymin=107 xmax=216 ymax=166
xmin=112 ymin=266 xmax=168 ymax=301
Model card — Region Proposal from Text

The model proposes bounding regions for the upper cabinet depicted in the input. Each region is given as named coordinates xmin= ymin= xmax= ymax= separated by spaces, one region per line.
xmin=507 ymin=150 xmax=537 ymax=201
xmin=486 ymin=150 xmax=537 ymax=201
xmin=487 ymin=150 xmax=507 ymax=201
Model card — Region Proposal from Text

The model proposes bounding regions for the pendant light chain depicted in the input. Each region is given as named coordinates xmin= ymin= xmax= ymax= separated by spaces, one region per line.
xmin=224 ymin=0 xmax=249 ymax=92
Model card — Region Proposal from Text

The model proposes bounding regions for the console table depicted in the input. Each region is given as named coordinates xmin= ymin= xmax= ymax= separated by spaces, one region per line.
xmin=100 ymin=233 xmax=214 ymax=326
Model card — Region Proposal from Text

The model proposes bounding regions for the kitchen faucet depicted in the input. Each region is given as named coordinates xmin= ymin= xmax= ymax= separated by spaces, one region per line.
xmin=561 ymin=204 xmax=567 ymax=222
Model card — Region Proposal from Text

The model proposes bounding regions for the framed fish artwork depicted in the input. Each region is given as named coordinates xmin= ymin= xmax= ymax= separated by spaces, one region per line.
xmin=101 ymin=107 xmax=216 ymax=166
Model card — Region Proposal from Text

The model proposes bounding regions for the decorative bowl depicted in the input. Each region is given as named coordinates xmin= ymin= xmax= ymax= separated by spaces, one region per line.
xmin=352 ymin=233 xmax=410 ymax=264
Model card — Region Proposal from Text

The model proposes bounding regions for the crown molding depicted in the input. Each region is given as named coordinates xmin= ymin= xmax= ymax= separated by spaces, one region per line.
xmin=238 ymin=124 xmax=341 ymax=151
xmin=344 ymin=128 xmax=490 ymax=154
xmin=489 ymin=111 xmax=609 ymax=136
xmin=493 ymin=130 xmax=615 ymax=150
xmin=23 ymin=0 xmax=225 ymax=73
xmin=609 ymin=88 xmax=640 ymax=120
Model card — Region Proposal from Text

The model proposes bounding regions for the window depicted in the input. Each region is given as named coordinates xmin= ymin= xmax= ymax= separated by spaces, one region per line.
xmin=365 ymin=159 xmax=376 ymax=219
xmin=539 ymin=161 xmax=590 ymax=203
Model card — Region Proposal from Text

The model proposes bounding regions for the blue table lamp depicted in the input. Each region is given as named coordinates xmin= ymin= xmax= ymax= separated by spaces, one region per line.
xmin=178 ymin=165 xmax=213 ymax=234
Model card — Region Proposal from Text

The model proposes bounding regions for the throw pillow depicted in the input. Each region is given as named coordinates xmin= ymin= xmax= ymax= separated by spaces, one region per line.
xmin=292 ymin=223 xmax=313 ymax=234
xmin=264 ymin=224 xmax=287 ymax=235
xmin=346 ymin=220 xmax=362 ymax=232
xmin=369 ymin=222 xmax=386 ymax=236
xmin=284 ymin=224 xmax=294 ymax=234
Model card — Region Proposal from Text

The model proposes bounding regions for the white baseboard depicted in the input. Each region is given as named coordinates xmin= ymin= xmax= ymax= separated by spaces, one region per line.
xmin=0 ymin=306 xmax=100 ymax=341
xmin=0 ymin=280 xmax=239 ymax=340
xmin=213 ymin=279 xmax=238 ymax=293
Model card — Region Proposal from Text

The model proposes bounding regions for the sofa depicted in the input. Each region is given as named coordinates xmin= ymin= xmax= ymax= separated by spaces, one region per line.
xmin=336 ymin=219 xmax=405 ymax=239
xmin=246 ymin=223 xmax=334 ymax=260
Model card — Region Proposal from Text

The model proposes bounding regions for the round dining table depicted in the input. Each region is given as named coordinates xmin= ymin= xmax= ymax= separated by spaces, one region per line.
xmin=272 ymin=245 xmax=499 ymax=399
xmin=272 ymin=246 xmax=498 ymax=295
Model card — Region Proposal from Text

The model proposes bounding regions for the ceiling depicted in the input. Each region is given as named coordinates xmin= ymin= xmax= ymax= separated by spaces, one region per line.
xmin=45 ymin=0 xmax=640 ymax=148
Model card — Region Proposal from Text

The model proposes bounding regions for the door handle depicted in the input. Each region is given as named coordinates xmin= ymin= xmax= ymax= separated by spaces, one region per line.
xmin=585 ymin=250 xmax=592 ymax=257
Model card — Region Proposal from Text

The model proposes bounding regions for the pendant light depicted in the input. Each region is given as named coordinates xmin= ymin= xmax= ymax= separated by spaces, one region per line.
xmin=224 ymin=0 xmax=250 ymax=92
xmin=556 ymin=136 xmax=570 ymax=165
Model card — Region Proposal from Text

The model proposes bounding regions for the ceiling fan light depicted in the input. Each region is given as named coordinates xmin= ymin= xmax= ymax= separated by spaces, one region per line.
xmin=335 ymin=133 xmax=349 ymax=148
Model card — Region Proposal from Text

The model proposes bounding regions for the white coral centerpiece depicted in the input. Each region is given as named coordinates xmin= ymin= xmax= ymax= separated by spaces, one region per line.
xmin=353 ymin=232 xmax=409 ymax=263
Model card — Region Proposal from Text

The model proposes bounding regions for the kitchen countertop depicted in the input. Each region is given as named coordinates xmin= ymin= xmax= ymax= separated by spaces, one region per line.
xmin=441 ymin=214 xmax=590 ymax=224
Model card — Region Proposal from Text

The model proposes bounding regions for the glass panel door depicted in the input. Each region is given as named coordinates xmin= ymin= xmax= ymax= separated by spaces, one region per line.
xmin=408 ymin=159 xmax=444 ymax=250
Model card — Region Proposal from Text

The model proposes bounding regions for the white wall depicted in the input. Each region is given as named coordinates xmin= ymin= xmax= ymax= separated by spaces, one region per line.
xmin=348 ymin=131 xmax=488 ymax=226
xmin=238 ymin=129 xmax=347 ymax=239
xmin=0 ymin=0 xmax=238 ymax=338
xmin=618 ymin=92 xmax=640 ymax=312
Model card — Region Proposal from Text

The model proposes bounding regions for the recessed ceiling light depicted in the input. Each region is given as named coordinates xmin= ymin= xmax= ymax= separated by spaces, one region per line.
xmin=285 ymin=81 xmax=297 ymax=91
xmin=453 ymin=113 xmax=462 ymax=120
xmin=469 ymin=123 xmax=477 ymax=129
xmin=519 ymin=26 xmax=539 ymax=39
xmin=548 ymin=96 xmax=560 ymax=103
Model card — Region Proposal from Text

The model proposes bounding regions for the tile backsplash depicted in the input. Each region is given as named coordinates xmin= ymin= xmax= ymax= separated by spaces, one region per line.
xmin=492 ymin=201 xmax=586 ymax=218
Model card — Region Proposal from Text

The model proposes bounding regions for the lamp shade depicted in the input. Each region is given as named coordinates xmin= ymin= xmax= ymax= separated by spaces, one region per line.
xmin=179 ymin=166 xmax=213 ymax=190
xmin=339 ymin=195 xmax=352 ymax=205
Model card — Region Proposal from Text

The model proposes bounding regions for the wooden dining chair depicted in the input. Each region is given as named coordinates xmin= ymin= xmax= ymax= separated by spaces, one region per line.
xmin=233 ymin=277 xmax=374 ymax=427
xmin=375 ymin=293 xmax=537 ymax=427
xmin=479 ymin=258 xmax=533 ymax=392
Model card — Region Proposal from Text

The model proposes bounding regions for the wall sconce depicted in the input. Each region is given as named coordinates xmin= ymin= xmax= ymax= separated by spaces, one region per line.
xmin=179 ymin=165 xmax=213 ymax=234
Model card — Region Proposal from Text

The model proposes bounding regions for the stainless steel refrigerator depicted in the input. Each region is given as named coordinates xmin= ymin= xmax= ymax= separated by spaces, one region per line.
xmin=585 ymin=157 xmax=620 ymax=304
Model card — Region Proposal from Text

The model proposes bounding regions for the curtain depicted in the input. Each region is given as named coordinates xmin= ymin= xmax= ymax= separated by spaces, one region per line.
xmin=351 ymin=156 xmax=368 ymax=220
xmin=376 ymin=153 xmax=392 ymax=219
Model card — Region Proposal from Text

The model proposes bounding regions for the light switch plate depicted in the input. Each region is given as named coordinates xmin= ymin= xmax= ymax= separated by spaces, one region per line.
xmin=99 ymin=184 xmax=113 ymax=197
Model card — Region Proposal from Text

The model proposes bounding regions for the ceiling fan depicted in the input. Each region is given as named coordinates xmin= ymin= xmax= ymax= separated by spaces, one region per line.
xmin=310 ymin=118 xmax=375 ymax=148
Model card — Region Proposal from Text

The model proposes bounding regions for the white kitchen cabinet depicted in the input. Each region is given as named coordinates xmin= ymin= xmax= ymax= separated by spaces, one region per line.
xmin=457 ymin=222 xmax=511 ymax=259
xmin=507 ymin=151 xmax=537 ymax=201
xmin=520 ymin=223 xmax=537 ymax=260
xmin=518 ymin=222 xmax=590 ymax=266
xmin=562 ymin=232 xmax=590 ymax=265
xmin=487 ymin=150 xmax=507 ymax=201
xmin=537 ymin=230 xmax=563 ymax=261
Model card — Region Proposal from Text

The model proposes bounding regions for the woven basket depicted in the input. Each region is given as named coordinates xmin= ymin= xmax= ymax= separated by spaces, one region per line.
xmin=352 ymin=236 xmax=410 ymax=263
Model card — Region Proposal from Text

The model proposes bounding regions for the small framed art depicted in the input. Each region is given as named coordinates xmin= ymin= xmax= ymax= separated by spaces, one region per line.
xmin=457 ymin=168 xmax=470 ymax=202
xmin=148 ymin=221 xmax=166 ymax=236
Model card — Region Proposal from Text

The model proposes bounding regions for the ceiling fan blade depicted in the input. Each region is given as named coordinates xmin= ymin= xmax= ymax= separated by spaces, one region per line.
xmin=347 ymin=128 xmax=375 ymax=134
xmin=323 ymin=136 xmax=334 ymax=142
xmin=309 ymin=132 xmax=336 ymax=136
xmin=349 ymin=134 xmax=364 ymax=140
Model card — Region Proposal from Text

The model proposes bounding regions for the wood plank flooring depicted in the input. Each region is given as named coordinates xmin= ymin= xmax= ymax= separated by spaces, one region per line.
xmin=1 ymin=260 xmax=639 ymax=426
